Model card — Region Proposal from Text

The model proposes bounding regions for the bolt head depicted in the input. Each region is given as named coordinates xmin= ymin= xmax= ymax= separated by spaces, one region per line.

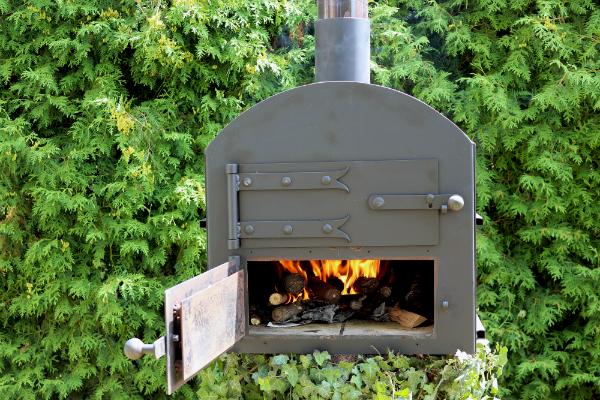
xmin=242 ymin=177 xmax=252 ymax=187
xmin=322 ymin=223 xmax=333 ymax=234
xmin=371 ymin=196 xmax=385 ymax=209
xmin=244 ymin=225 xmax=255 ymax=235
xmin=282 ymin=224 xmax=293 ymax=235
xmin=321 ymin=175 xmax=332 ymax=185
xmin=281 ymin=176 xmax=292 ymax=186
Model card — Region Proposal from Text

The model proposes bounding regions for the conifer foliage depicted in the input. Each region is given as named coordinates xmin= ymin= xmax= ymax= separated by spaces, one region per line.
xmin=369 ymin=0 xmax=599 ymax=398
xmin=0 ymin=1 xmax=313 ymax=398
xmin=0 ymin=0 xmax=597 ymax=399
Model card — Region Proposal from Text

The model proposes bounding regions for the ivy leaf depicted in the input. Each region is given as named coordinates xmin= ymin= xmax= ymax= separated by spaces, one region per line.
xmin=270 ymin=354 xmax=289 ymax=366
xmin=350 ymin=373 xmax=363 ymax=388
xmin=358 ymin=359 xmax=381 ymax=382
xmin=281 ymin=363 xmax=299 ymax=387
xmin=300 ymin=354 xmax=313 ymax=369
xmin=313 ymin=351 xmax=331 ymax=367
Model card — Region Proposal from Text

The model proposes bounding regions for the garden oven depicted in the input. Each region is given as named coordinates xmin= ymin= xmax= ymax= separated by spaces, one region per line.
xmin=124 ymin=0 xmax=478 ymax=394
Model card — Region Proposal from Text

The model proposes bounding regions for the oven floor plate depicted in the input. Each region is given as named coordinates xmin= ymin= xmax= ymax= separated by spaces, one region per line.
xmin=249 ymin=320 xmax=433 ymax=338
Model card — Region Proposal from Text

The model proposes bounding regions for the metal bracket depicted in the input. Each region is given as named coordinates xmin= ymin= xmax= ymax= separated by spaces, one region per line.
xmin=368 ymin=194 xmax=464 ymax=212
xmin=172 ymin=303 xmax=183 ymax=373
xmin=239 ymin=216 xmax=351 ymax=242
xmin=228 ymin=255 xmax=241 ymax=272
xmin=476 ymin=315 xmax=486 ymax=339
xmin=476 ymin=213 xmax=484 ymax=226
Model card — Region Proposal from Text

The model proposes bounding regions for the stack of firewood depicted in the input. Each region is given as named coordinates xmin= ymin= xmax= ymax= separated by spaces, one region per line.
xmin=249 ymin=272 xmax=429 ymax=328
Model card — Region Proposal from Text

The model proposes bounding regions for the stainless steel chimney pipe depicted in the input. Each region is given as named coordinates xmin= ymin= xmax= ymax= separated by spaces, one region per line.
xmin=315 ymin=0 xmax=370 ymax=83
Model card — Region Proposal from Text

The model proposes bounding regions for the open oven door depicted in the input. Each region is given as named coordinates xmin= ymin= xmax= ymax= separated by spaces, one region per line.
xmin=123 ymin=256 xmax=246 ymax=394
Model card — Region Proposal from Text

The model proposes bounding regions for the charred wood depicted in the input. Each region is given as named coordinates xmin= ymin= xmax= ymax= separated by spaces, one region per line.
xmin=300 ymin=304 xmax=338 ymax=323
xmin=404 ymin=274 xmax=425 ymax=307
xmin=371 ymin=302 xmax=387 ymax=321
xmin=308 ymin=277 xmax=341 ymax=303
xmin=326 ymin=277 xmax=345 ymax=292
xmin=300 ymin=304 xmax=354 ymax=323
xmin=284 ymin=273 xmax=305 ymax=294
xmin=349 ymin=295 xmax=367 ymax=311
xmin=352 ymin=277 xmax=379 ymax=295
xmin=379 ymin=286 xmax=392 ymax=298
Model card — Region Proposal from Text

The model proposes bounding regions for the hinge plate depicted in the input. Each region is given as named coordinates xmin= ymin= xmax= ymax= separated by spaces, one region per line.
xmin=238 ymin=216 xmax=350 ymax=241
xmin=237 ymin=167 xmax=349 ymax=191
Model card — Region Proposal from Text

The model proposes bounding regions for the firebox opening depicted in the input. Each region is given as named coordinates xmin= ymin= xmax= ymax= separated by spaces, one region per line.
xmin=247 ymin=260 xmax=434 ymax=336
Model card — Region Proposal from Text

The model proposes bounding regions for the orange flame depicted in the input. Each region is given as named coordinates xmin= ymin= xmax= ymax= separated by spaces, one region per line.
xmin=278 ymin=259 xmax=380 ymax=300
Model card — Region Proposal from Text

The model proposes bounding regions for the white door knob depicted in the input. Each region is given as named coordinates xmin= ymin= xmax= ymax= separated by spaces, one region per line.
xmin=448 ymin=195 xmax=464 ymax=211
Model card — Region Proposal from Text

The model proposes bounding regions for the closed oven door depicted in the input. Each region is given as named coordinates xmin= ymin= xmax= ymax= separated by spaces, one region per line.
xmin=227 ymin=159 xmax=464 ymax=249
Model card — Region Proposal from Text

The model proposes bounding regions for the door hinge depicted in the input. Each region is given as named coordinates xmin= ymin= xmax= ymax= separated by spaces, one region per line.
xmin=226 ymin=163 xmax=241 ymax=250
xmin=226 ymin=163 xmax=352 ymax=249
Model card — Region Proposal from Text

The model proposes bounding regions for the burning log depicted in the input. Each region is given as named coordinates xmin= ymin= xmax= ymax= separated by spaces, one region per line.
xmin=271 ymin=302 xmax=303 ymax=323
xmin=352 ymin=277 xmax=379 ymax=295
xmin=389 ymin=307 xmax=427 ymax=328
xmin=326 ymin=277 xmax=345 ymax=292
xmin=308 ymin=277 xmax=341 ymax=303
xmin=269 ymin=292 xmax=292 ymax=306
xmin=284 ymin=273 xmax=305 ymax=294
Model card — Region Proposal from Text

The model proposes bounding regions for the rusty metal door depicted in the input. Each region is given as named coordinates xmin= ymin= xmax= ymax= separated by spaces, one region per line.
xmin=163 ymin=256 xmax=246 ymax=393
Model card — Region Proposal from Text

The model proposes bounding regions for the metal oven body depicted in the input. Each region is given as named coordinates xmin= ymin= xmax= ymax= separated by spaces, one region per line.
xmin=205 ymin=81 xmax=475 ymax=356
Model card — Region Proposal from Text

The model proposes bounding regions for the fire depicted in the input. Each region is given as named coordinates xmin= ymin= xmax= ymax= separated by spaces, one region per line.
xmin=278 ymin=259 xmax=380 ymax=300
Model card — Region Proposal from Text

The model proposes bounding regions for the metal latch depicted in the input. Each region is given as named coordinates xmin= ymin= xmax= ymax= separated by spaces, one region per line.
xmin=368 ymin=194 xmax=464 ymax=214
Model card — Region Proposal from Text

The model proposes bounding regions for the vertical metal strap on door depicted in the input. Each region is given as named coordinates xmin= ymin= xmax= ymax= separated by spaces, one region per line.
xmin=226 ymin=163 xmax=240 ymax=249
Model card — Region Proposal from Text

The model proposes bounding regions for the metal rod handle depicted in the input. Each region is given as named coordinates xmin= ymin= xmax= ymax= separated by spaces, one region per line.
xmin=124 ymin=336 xmax=166 ymax=360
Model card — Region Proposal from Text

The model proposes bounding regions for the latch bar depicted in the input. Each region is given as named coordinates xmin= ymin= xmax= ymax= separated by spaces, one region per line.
xmin=368 ymin=194 xmax=464 ymax=212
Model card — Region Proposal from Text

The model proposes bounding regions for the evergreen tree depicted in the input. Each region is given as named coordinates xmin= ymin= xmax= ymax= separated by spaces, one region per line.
xmin=370 ymin=1 xmax=599 ymax=398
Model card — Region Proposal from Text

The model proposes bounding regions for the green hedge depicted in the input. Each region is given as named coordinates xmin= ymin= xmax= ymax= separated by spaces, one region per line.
xmin=1 ymin=0 xmax=598 ymax=399
xmin=0 ymin=1 xmax=314 ymax=398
